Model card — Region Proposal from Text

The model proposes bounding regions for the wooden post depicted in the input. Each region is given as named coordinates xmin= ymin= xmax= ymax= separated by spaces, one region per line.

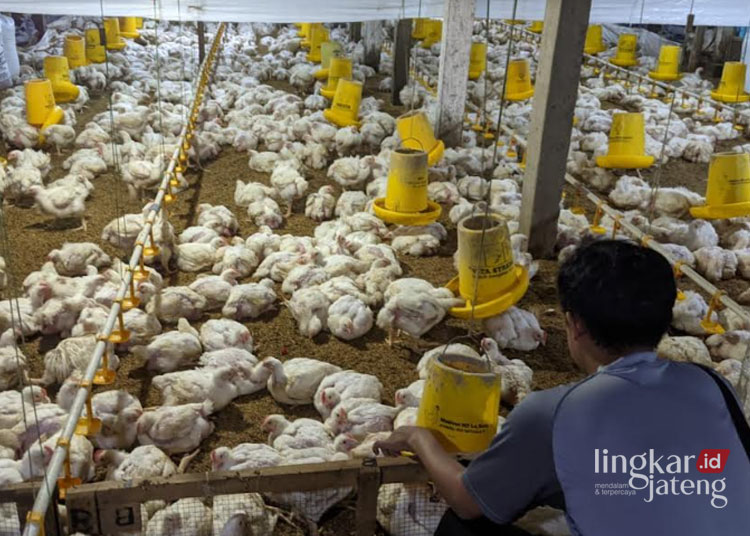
xmin=355 ymin=460 xmax=381 ymax=536
xmin=392 ymin=19 xmax=411 ymax=106
xmin=435 ymin=0 xmax=476 ymax=147
xmin=350 ymin=22 xmax=362 ymax=42
xmin=363 ymin=21 xmax=383 ymax=70
xmin=688 ymin=26 xmax=706 ymax=72
xmin=519 ymin=0 xmax=592 ymax=258
xmin=197 ymin=21 xmax=206 ymax=64
xmin=681 ymin=13 xmax=695 ymax=71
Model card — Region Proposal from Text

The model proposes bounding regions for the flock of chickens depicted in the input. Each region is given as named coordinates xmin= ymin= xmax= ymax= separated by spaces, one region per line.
xmin=0 ymin=14 xmax=748 ymax=536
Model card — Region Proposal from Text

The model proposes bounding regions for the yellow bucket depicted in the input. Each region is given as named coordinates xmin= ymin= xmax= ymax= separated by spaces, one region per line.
xmin=690 ymin=152 xmax=750 ymax=219
xmin=63 ymin=35 xmax=87 ymax=68
xmin=529 ymin=20 xmax=544 ymax=34
xmin=596 ymin=112 xmax=654 ymax=169
xmin=306 ymin=24 xmax=328 ymax=63
xmin=711 ymin=62 xmax=750 ymax=103
xmin=610 ymin=33 xmax=638 ymax=67
xmin=417 ymin=350 xmax=501 ymax=453
xmin=104 ymin=18 xmax=125 ymax=50
xmin=421 ymin=20 xmax=442 ymax=49
xmin=412 ymin=18 xmax=428 ymax=40
xmin=649 ymin=45 xmax=681 ymax=81
xmin=468 ymin=42 xmax=487 ymax=80
xmin=43 ymin=56 xmax=79 ymax=103
xmin=25 ymin=79 xmax=56 ymax=127
xmin=85 ymin=28 xmax=106 ymax=63
xmin=397 ymin=110 xmax=445 ymax=167
xmin=119 ymin=17 xmax=140 ymax=39
xmin=584 ymin=25 xmax=606 ymax=55
xmin=504 ymin=59 xmax=534 ymax=101
xmin=314 ymin=41 xmax=342 ymax=80
xmin=320 ymin=56 xmax=352 ymax=99
xmin=323 ymin=79 xmax=362 ymax=128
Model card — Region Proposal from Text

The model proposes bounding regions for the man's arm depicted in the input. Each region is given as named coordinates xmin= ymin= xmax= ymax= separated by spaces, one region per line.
xmin=373 ymin=426 xmax=482 ymax=519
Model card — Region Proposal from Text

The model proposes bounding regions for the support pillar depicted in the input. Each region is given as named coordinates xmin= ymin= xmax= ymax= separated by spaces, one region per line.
xmin=198 ymin=21 xmax=206 ymax=64
xmin=350 ymin=22 xmax=362 ymax=42
xmin=392 ymin=19 xmax=411 ymax=106
xmin=519 ymin=0 xmax=592 ymax=258
xmin=435 ymin=0 xmax=475 ymax=147
xmin=364 ymin=21 xmax=383 ymax=70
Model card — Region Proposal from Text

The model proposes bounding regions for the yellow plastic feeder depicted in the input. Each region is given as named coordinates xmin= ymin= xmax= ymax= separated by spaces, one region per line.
xmin=504 ymin=58 xmax=535 ymax=101
xmin=314 ymin=41 xmax=342 ymax=80
xmin=323 ymin=79 xmax=362 ymax=128
xmin=135 ymin=17 xmax=144 ymax=29
xmin=690 ymin=152 xmax=750 ymax=219
xmin=417 ymin=351 xmax=501 ymax=454
xmin=412 ymin=18 xmax=428 ymax=40
xmin=85 ymin=28 xmax=106 ymax=63
xmin=421 ymin=20 xmax=442 ymax=49
xmin=43 ymin=56 xmax=79 ymax=103
xmin=320 ymin=56 xmax=352 ymax=99
xmin=649 ymin=45 xmax=682 ymax=81
xmin=104 ymin=18 xmax=126 ymax=50
xmin=710 ymin=62 xmax=750 ymax=103
xmin=373 ymin=148 xmax=441 ymax=225
xmin=397 ymin=110 xmax=445 ymax=167
xmin=445 ymin=214 xmax=530 ymax=319
xmin=610 ymin=33 xmax=638 ymax=67
xmin=299 ymin=23 xmax=312 ymax=46
xmin=63 ymin=35 xmax=87 ymax=68
xmin=306 ymin=24 xmax=328 ymax=63
xmin=119 ymin=17 xmax=140 ymax=39
xmin=584 ymin=25 xmax=606 ymax=55
xmin=528 ymin=20 xmax=544 ymax=33
xmin=596 ymin=112 xmax=654 ymax=169
xmin=503 ymin=19 xmax=526 ymax=25
xmin=468 ymin=42 xmax=487 ymax=80
xmin=25 ymin=79 xmax=63 ymax=130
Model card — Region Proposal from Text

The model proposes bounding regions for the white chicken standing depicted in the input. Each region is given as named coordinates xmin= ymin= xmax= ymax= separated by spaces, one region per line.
xmin=270 ymin=161 xmax=308 ymax=217
xmin=262 ymin=357 xmax=342 ymax=405
xmin=305 ymin=185 xmax=336 ymax=221
xmin=28 ymin=184 xmax=88 ymax=232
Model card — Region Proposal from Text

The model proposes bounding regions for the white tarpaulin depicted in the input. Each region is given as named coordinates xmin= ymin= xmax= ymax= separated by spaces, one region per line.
xmin=0 ymin=0 xmax=747 ymax=25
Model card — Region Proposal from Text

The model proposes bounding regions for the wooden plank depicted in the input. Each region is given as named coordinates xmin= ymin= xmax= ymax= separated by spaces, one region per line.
xmin=363 ymin=21 xmax=383 ymax=70
xmin=66 ymin=485 xmax=100 ymax=535
xmin=355 ymin=460 xmax=381 ymax=536
xmin=98 ymin=499 xmax=142 ymax=535
xmin=378 ymin=457 xmax=430 ymax=483
xmin=392 ymin=19 xmax=411 ymax=106
xmin=435 ymin=0 xmax=476 ymax=147
xmin=519 ymin=0 xmax=592 ymax=258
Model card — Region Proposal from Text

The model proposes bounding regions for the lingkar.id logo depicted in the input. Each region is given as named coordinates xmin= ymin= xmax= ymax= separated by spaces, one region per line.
xmin=594 ymin=448 xmax=729 ymax=508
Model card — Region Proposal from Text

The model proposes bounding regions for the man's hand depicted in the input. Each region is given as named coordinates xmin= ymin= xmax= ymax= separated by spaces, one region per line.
xmin=373 ymin=426 xmax=430 ymax=457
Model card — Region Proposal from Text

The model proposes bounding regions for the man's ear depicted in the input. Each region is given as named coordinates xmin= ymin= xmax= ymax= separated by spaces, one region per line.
xmin=565 ymin=312 xmax=587 ymax=340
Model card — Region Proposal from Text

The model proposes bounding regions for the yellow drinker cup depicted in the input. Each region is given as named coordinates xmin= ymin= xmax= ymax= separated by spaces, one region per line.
xmin=119 ymin=17 xmax=139 ymax=39
xmin=25 ymin=79 xmax=56 ymax=126
xmin=85 ymin=28 xmax=106 ymax=63
xmin=710 ymin=62 xmax=750 ymax=103
xmin=504 ymin=58 xmax=535 ymax=101
xmin=529 ymin=21 xmax=543 ymax=33
xmin=104 ymin=18 xmax=125 ymax=50
xmin=320 ymin=56 xmax=352 ymax=99
xmin=690 ymin=152 xmax=750 ymax=219
xmin=43 ymin=56 xmax=79 ymax=103
xmin=596 ymin=112 xmax=654 ymax=169
xmin=323 ymin=79 xmax=362 ymax=128
xmin=315 ymin=41 xmax=342 ymax=80
xmin=610 ymin=33 xmax=638 ymax=67
xmin=412 ymin=18 xmax=428 ymax=40
xmin=584 ymin=25 xmax=606 ymax=55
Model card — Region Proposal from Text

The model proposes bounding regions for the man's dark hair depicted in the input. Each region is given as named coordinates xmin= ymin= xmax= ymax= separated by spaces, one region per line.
xmin=557 ymin=239 xmax=676 ymax=353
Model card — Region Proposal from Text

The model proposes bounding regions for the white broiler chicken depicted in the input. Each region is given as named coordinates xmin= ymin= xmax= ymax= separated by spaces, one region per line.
xmin=197 ymin=203 xmax=239 ymax=237
xmin=199 ymin=348 xmax=271 ymax=396
xmin=328 ymin=400 xmax=398 ymax=439
xmin=176 ymin=237 xmax=225 ymax=272
xmin=416 ymin=343 xmax=481 ymax=378
xmin=377 ymin=290 xmax=460 ymax=345
xmin=210 ymin=442 xmax=282 ymax=471
xmin=145 ymin=498 xmax=212 ymax=536
xmin=133 ymin=318 xmax=202 ymax=373
xmin=222 ymin=279 xmax=277 ymax=320
xmin=314 ymin=369 xmax=384 ymax=418
xmin=270 ymin=161 xmax=308 ymax=216
xmin=212 ymin=244 xmax=258 ymax=278
xmin=395 ymin=380 xmax=425 ymax=409
xmin=482 ymin=306 xmax=547 ymax=351
xmin=327 ymin=295 xmax=374 ymax=340
xmin=286 ymin=287 xmax=332 ymax=337
xmin=96 ymin=445 xmax=183 ymax=481
xmin=304 ymin=185 xmax=336 ymax=221
xmin=89 ymin=390 xmax=143 ymax=449
xmin=672 ymin=291 xmax=720 ymax=336
xmin=152 ymin=366 xmax=239 ymax=411
xmin=262 ymin=414 xmax=334 ymax=453
xmin=656 ymin=336 xmax=713 ymax=367
xmin=693 ymin=247 xmax=737 ymax=282
xmin=36 ymin=335 xmax=104 ymax=385
xmin=147 ymin=286 xmax=207 ymax=323
xmin=481 ymin=337 xmax=534 ymax=405
xmin=27 ymin=184 xmax=88 ymax=232
xmin=262 ymin=357 xmax=342 ymax=405
xmin=47 ymin=242 xmax=111 ymax=276
xmin=136 ymin=401 xmax=214 ymax=454
xmin=188 ymin=270 xmax=238 ymax=310
xmin=0 ymin=385 xmax=50 ymax=429
xmin=705 ymin=331 xmax=750 ymax=361
xmin=199 ymin=318 xmax=254 ymax=352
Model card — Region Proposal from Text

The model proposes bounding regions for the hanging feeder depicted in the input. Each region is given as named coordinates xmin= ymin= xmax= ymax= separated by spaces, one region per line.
xmin=373 ymin=148 xmax=441 ymax=225
xmin=445 ymin=214 xmax=529 ymax=319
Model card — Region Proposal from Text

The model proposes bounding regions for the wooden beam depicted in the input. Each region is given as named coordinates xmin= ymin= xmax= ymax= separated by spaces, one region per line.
xmin=519 ymin=0 xmax=592 ymax=258
xmin=392 ymin=19 xmax=411 ymax=106
xmin=363 ymin=21 xmax=383 ymax=70
xmin=435 ymin=0 xmax=476 ymax=147
xmin=355 ymin=460 xmax=381 ymax=536
xmin=197 ymin=22 xmax=206 ymax=64
xmin=688 ymin=26 xmax=706 ymax=72
xmin=350 ymin=22 xmax=362 ymax=42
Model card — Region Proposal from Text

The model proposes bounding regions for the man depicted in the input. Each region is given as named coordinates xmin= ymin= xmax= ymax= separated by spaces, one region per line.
xmin=375 ymin=240 xmax=750 ymax=535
